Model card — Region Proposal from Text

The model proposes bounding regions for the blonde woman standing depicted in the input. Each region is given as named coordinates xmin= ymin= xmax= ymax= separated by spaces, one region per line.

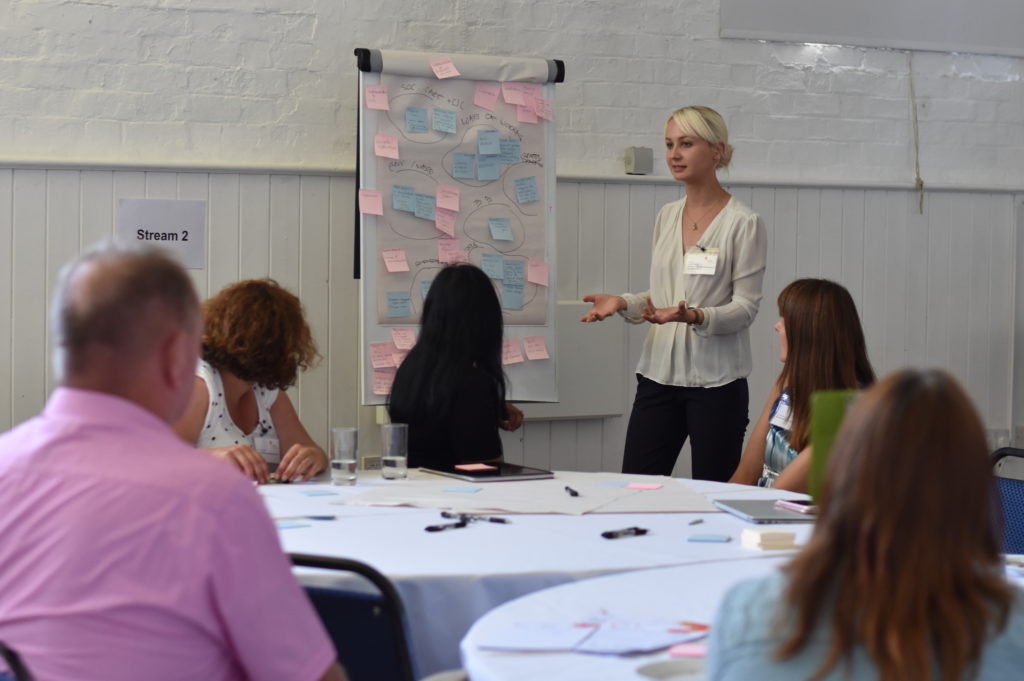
xmin=582 ymin=106 xmax=767 ymax=480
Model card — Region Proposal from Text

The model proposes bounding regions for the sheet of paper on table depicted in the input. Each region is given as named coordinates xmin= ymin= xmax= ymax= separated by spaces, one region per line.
xmin=476 ymin=616 xmax=708 ymax=655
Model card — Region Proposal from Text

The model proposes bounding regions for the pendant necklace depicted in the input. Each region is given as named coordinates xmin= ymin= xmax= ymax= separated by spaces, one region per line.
xmin=686 ymin=196 xmax=726 ymax=231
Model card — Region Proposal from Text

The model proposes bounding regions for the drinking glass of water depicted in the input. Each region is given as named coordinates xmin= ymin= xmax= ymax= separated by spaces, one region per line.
xmin=381 ymin=423 xmax=408 ymax=480
xmin=330 ymin=427 xmax=358 ymax=486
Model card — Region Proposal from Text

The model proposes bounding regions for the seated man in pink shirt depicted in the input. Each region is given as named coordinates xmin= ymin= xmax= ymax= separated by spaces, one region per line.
xmin=0 ymin=243 xmax=346 ymax=681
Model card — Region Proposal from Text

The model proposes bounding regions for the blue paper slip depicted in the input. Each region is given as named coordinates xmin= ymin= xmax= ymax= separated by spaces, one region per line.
xmin=432 ymin=107 xmax=457 ymax=134
xmin=480 ymin=252 xmax=504 ymax=279
xmin=688 ymin=534 xmax=732 ymax=543
xmin=452 ymin=153 xmax=475 ymax=179
xmin=276 ymin=521 xmax=312 ymax=530
xmin=477 ymin=155 xmax=500 ymax=181
xmin=444 ymin=486 xmax=482 ymax=493
xmin=514 ymin=176 xmax=539 ymax=204
xmin=477 ymin=129 xmax=500 ymax=155
xmin=414 ymin=193 xmax=436 ymax=221
xmin=405 ymin=106 xmax=428 ymax=133
xmin=599 ymin=481 xmax=631 ymax=488
xmin=420 ymin=279 xmax=433 ymax=300
xmin=299 ymin=489 xmax=339 ymax=497
xmin=499 ymin=138 xmax=521 ymax=164
xmin=501 ymin=259 xmax=525 ymax=310
xmin=387 ymin=292 xmax=412 ymax=318
xmin=488 ymin=217 xmax=514 ymax=241
xmin=392 ymin=185 xmax=416 ymax=212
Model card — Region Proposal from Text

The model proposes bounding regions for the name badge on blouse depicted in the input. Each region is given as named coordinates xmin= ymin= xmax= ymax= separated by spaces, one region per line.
xmin=770 ymin=401 xmax=793 ymax=430
xmin=254 ymin=436 xmax=280 ymax=461
xmin=684 ymin=249 xmax=718 ymax=275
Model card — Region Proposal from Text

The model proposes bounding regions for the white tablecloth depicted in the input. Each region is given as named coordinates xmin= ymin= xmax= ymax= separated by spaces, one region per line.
xmin=460 ymin=557 xmax=793 ymax=681
xmin=263 ymin=471 xmax=810 ymax=676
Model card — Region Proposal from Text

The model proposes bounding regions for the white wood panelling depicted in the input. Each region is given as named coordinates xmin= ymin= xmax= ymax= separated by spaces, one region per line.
xmin=0 ymin=167 xmax=1019 ymax=473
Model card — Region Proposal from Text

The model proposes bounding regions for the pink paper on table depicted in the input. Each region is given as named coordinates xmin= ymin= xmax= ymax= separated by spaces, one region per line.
xmin=527 ymin=259 xmax=549 ymax=286
xmin=434 ymin=208 xmax=457 ymax=237
xmin=474 ymin=83 xmax=500 ymax=111
xmin=438 ymin=238 xmax=467 ymax=263
xmin=522 ymin=335 xmax=550 ymax=361
xmin=436 ymin=184 xmax=460 ymax=212
xmin=374 ymin=134 xmax=399 ymax=160
xmin=430 ymin=56 xmax=460 ymax=79
xmin=501 ymin=338 xmax=525 ymax=365
xmin=391 ymin=327 xmax=417 ymax=350
xmin=455 ymin=463 xmax=498 ymax=471
xmin=372 ymin=368 xmax=396 ymax=395
xmin=365 ymin=85 xmax=390 ymax=110
xmin=369 ymin=341 xmax=396 ymax=369
xmin=625 ymin=482 xmax=664 ymax=490
xmin=381 ymin=248 xmax=410 ymax=273
xmin=668 ymin=642 xmax=708 ymax=658
xmin=358 ymin=189 xmax=384 ymax=216
xmin=535 ymin=97 xmax=553 ymax=121
xmin=516 ymin=101 xmax=539 ymax=124
xmin=501 ymin=82 xmax=525 ymax=105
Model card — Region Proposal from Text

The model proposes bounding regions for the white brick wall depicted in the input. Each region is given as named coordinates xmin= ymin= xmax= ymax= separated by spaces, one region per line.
xmin=0 ymin=0 xmax=1021 ymax=187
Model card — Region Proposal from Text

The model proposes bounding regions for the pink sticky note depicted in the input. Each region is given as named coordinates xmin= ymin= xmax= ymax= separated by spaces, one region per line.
xmin=522 ymin=335 xmax=550 ymax=361
xmin=501 ymin=82 xmax=525 ymax=105
xmin=365 ymin=85 xmax=389 ymax=110
xmin=625 ymin=482 xmax=664 ymax=490
xmin=516 ymin=101 xmax=539 ymax=124
xmin=391 ymin=349 xmax=409 ymax=367
xmin=527 ymin=259 xmax=549 ymax=286
xmin=372 ymin=368 xmax=396 ymax=395
xmin=668 ymin=642 xmax=708 ymax=658
xmin=522 ymin=83 xmax=543 ymax=99
xmin=474 ymin=83 xmax=500 ymax=111
xmin=430 ymin=56 xmax=460 ymax=79
xmin=455 ymin=463 xmax=498 ymax=471
xmin=358 ymin=189 xmax=384 ymax=216
xmin=369 ymin=341 xmax=397 ymax=369
xmin=435 ymin=207 xmax=457 ymax=237
xmin=374 ymin=134 xmax=399 ymax=160
xmin=381 ymin=248 xmax=410 ymax=273
xmin=437 ymin=238 xmax=465 ymax=263
xmin=535 ymin=97 xmax=553 ymax=121
xmin=502 ymin=338 xmax=525 ymax=365
xmin=391 ymin=327 xmax=417 ymax=350
xmin=436 ymin=184 xmax=460 ymax=212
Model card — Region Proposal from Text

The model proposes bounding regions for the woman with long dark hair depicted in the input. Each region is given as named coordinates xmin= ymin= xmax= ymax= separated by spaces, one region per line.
xmin=388 ymin=264 xmax=521 ymax=470
xmin=709 ymin=369 xmax=1024 ymax=680
xmin=729 ymin=278 xmax=874 ymax=491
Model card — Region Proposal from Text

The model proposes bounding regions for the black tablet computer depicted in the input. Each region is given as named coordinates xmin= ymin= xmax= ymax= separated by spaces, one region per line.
xmin=421 ymin=462 xmax=554 ymax=482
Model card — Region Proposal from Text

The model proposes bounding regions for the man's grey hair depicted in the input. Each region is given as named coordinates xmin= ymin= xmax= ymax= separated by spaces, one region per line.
xmin=51 ymin=241 xmax=199 ymax=381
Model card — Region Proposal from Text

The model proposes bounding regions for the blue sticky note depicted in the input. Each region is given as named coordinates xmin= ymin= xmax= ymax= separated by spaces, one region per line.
xmin=599 ymin=481 xmax=631 ymax=488
xmin=299 ymin=489 xmax=339 ymax=497
xmin=405 ymin=106 xmax=428 ymax=134
xmin=393 ymin=185 xmax=416 ymax=212
xmin=514 ymin=176 xmax=539 ymax=204
xmin=420 ymin=279 xmax=432 ymax=300
xmin=688 ymin=534 xmax=732 ymax=543
xmin=276 ymin=521 xmax=312 ymax=530
xmin=452 ymin=153 xmax=475 ymax=179
xmin=499 ymin=138 xmax=521 ymax=164
xmin=414 ymin=193 xmax=436 ymax=221
xmin=477 ymin=155 xmax=500 ymax=181
xmin=488 ymin=217 xmax=514 ymax=242
xmin=387 ymin=292 xmax=412 ymax=318
xmin=480 ymin=252 xmax=504 ymax=279
xmin=477 ymin=129 xmax=500 ymax=155
xmin=444 ymin=486 xmax=482 ymax=494
xmin=501 ymin=259 xmax=525 ymax=310
xmin=432 ymin=107 xmax=457 ymax=134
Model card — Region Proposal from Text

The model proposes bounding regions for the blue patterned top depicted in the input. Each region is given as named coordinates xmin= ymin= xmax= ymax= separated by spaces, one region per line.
xmin=758 ymin=389 xmax=798 ymax=487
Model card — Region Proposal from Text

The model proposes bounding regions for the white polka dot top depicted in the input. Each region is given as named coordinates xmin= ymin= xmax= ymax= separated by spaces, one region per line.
xmin=195 ymin=360 xmax=281 ymax=464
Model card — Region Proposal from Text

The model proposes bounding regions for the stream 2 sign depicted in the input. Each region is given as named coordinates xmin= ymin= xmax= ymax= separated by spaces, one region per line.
xmin=116 ymin=198 xmax=206 ymax=270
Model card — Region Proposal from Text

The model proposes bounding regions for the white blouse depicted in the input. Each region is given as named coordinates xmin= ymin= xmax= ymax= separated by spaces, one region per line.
xmin=620 ymin=196 xmax=767 ymax=388
xmin=194 ymin=360 xmax=282 ymax=463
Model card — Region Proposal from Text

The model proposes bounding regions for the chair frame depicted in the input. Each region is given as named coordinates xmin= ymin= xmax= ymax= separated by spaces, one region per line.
xmin=0 ymin=641 xmax=35 ymax=681
xmin=290 ymin=553 xmax=416 ymax=681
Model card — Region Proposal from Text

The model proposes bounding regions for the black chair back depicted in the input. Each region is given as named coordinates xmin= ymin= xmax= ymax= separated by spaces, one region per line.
xmin=993 ymin=447 xmax=1024 ymax=554
xmin=0 ymin=641 xmax=35 ymax=681
xmin=290 ymin=553 xmax=416 ymax=681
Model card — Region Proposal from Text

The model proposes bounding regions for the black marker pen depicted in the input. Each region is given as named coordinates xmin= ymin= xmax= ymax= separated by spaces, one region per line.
xmin=601 ymin=526 xmax=649 ymax=539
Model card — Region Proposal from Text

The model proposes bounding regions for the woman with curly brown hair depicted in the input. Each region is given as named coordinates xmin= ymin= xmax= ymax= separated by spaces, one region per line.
xmin=174 ymin=279 xmax=327 ymax=483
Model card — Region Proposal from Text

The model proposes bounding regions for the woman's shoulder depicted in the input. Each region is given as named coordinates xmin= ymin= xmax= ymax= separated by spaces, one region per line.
xmin=196 ymin=359 xmax=217 ymax=383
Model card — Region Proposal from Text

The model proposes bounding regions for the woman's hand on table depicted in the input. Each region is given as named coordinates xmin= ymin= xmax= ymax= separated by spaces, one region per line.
xmin=208 ymin=445 xmax=270 ymax=483
xmin=580 ymin=294 xmax=626 ymax=322
xmin=278 ymin=444 xmax=328 ymax=482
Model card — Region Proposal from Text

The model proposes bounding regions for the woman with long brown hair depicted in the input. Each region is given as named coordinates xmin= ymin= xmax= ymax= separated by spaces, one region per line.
xmin=729 ymin=278 xmax=874 ymax=491
xmin=709 ymin=369 xmax=1024 ymax=680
